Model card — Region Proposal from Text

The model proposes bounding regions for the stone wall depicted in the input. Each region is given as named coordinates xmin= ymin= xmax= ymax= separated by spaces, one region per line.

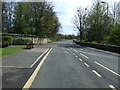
xmin=29 ymin=37 xmax=50 ymax=44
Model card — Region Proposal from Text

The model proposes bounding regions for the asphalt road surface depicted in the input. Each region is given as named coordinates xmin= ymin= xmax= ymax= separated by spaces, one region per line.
xmin=2 ymin=40 xmax=120 ymax=89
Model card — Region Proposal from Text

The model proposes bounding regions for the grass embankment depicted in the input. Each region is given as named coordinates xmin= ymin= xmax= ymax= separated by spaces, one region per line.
xmin=0 ymin=46 xmax=25 ymax=57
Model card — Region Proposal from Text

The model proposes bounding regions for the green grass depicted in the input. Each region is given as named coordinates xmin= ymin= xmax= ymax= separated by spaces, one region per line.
xmin=0 ymin=46 xmax=25 ymax=57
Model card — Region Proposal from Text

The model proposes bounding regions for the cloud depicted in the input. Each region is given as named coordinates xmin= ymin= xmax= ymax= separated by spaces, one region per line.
xmin=48 ymin=0 xmax=120 ymax=35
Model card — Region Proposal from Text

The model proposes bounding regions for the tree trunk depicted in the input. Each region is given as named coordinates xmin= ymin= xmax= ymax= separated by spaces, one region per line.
xmin=79 ymin=30 xmax=82 ymax=41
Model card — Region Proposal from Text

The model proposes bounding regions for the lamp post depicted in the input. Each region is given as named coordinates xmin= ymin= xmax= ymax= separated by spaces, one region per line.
xmin=101 ymin=1 xmax=109 ymax=46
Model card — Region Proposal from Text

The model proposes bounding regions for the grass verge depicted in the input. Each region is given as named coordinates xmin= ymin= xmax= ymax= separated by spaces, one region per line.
xmin=0 ymin=46 xmax=25 ymax=57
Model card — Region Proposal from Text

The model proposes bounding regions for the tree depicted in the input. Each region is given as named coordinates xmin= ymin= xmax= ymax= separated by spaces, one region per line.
xmin=84 ymin=1 xmax=111 ymax=43
xmin=2 ymin=1 xmax=61 ymax=38
xmin=73 ymin=7 xmax=86 ymax=41
xmin=13 ymin=2 xmax=31 ymax=34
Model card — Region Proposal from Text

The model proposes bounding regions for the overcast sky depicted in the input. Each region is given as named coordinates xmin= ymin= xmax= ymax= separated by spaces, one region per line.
xmin=47 ymin=0 xmax=120 ymax=35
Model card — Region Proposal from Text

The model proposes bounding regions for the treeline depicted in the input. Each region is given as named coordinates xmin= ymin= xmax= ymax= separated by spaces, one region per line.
xmin=2 ymin=1 xmax=61 ymax=38
xmin=73 ymin=1 xmax=120 ymax=46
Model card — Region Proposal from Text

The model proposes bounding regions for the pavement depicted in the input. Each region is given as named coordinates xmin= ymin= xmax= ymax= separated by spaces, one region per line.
xmin=1 ymin=40 xmax=120 ymax=89
xmin=1 ymin=45 xmax=50 ymax=88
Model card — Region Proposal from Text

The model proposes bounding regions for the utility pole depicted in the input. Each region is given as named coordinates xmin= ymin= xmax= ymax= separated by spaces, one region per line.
xmin=101 ymin=1 xmax=109 ymax=46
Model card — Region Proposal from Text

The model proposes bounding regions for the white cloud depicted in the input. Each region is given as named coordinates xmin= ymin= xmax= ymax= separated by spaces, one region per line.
xmin=48 ymin=0 xmax=120 ymax=35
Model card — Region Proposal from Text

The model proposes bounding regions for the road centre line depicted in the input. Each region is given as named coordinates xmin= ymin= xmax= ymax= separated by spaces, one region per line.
xmin=84 ymin=63 xmax=89 ymax=67
xmin=109 ymin=85 xmax=117 ymax=90
xmin=30 ymin=48 xmax=49 ymax=68
xmin=75 ymin=55 xmax=78 ymax=58
xmin=22 ymin=48 xmax=52 ymax=89
xmin=94 ymin=61 xmax=120 ymax=77
xmin=73 ymin=53 xmax=75 ymax=55
xmin=79 ymin=58 xmax=83 ymax=61
xmin=79 ymin=51 xmax=100 ymax=56
xmin=74 ymin=49 xmax=78 ymax=52
xmin=80 ymin=53 xmax=89 ymax=59
xmin=92 ymin=70 xmax=102 ymax=77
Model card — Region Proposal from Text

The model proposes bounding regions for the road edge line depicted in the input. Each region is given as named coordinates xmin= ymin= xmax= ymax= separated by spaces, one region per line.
xmin=22 ymin=48 xmax=52 ymax=89
xmin=30 ymin=48 xmax=49 ymax=68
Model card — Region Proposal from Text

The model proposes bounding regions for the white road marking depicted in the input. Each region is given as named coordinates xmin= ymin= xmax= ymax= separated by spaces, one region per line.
xmin=0 ymin=66 xmax=29 ymax=69
xmin=79 ymin=51 xmax=99 ymax=56
xmin=84 ymin=63 xmax=89 ymax=67
xmin=79 ymin=58 xmax=83 ymax=61
xmin=92 ymin=70 xmax=102 ymax=77
xmin=67 ymin=49 xmax=70 ymax=51
xmin=70 ymin=47 xmax=72 ymax=49
xmin=30 ymin=48 xmax=49 ymax=68
xmin=109 ymin=85 xmax=117 ymax=90
xmin=80 ymin=53 xmax=89 ymax=59
xmin=22 ymin=48 xmax=52 ymax=89
xmin=73 ymin=53 xmax=75 ymax=55
xmin=75 ymin=55 xmax=78 ymax=58
xmin=74 ymin=49 xmax=78 ymax=52
xmin=94 ymin=61 xmax=120 ymax=77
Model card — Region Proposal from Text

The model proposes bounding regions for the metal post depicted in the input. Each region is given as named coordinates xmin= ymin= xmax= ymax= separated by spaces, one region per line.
xmin=101 ymin=1 xmax=109 ymax=46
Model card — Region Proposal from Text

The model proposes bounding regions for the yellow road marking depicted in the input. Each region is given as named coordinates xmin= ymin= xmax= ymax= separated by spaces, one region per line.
xmin=22 ymin=48 xmax=52 ymax=89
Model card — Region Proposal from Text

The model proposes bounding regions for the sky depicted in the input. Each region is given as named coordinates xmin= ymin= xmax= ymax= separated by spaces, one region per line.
xmin=47 ymin=0 xmax=120 ymax=35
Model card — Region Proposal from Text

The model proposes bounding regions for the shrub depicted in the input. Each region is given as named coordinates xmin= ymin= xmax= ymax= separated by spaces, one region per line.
xmin=2 ymin=36 xmax=13 ymax=48
xmin=13 ymin=38 xmax=32 ymax=45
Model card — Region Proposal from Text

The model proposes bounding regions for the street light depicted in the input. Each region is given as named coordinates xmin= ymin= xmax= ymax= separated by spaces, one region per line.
xmin=101 ymin=1 xmax=109 ymax=46
xmin=101 ymin=1 xmax=108 ymax=16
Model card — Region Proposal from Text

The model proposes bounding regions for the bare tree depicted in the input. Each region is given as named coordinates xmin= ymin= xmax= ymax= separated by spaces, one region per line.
xmin=73 ymin=7 xmax=86 ymax=41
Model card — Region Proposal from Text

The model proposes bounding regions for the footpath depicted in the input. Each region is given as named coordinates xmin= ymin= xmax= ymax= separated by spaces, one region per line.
xmin=1 ymin=45 xmax=50 ymax=88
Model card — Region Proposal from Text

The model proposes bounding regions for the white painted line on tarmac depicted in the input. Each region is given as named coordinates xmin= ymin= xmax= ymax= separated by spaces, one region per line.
xmin=109 ymin=85 xmax=117 ymax=90
xmin=94 ymin=61 xmax=120 ymax=77
xmin=73 ymin=53 xmax=75 ymax=55
xmin=80 ymin=53 xmax=89 ymax=59
xmin=74 ymin=49 xmax=78 ymax=52
xmin=22 ymin=48 xmax=52 ymax=89
xmin=92 ymin=70 xmax=102 ymax=77
xmin=84 ymin=63 xmax=89 ymax=67
xmin=0 ymin=66 xmax=29 ymax=69
xmin=67 ymin=49 xmax=70 ymax=51
xmin=75 ymin=55 xmax=78 ymax=58
xmin=30 ymin=48 xmax=49 ymax=68
xmin=79 ymin=58 xmax=83 ymax=61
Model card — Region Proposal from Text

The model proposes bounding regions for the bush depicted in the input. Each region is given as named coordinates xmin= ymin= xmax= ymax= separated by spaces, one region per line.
xmin=13 ymin=38 xmax=32 ymax=45
xmin=2 ymin=36 xmax=13 ymax=48
xmin=107 ymin=25 xmax=120 ymax=46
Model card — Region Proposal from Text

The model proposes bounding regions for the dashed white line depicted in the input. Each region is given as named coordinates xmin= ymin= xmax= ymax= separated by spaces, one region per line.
xmin=74 ymin=49 xmax=78 ymax=52
xmin=75 ymin=55 xmax=78 ymax=58
xmin=84 ymin=63 xmax=89 ymax=67
xmin=109 ymin=85 xmax=117 ymax=90
xmin=67 ymin=49 xmax=70 ymax=51
xmin=73 ymin=53 xmax=75 ymax=55
xmin=94 ymin=61 xmax=120 ymax=77
xmin=70 ymin=47 xmax=72 ymax=49
xmin=80 ymin=53 xmax=89 ymax=59
xmin=92 ymin=70 xmax=102 ymax=77
xmin=79 ymin=58 xmax=83 ymax=61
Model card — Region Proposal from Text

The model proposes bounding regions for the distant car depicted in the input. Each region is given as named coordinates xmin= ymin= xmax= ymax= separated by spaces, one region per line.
xmin=73 ymin=39 xmax=76 ymax=42
xmin=26 ymin=43 xmax=34 ymax=49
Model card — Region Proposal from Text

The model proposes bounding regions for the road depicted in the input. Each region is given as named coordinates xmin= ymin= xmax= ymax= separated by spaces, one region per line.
xmin=2 ymin=40 xmax=119 ymax=89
